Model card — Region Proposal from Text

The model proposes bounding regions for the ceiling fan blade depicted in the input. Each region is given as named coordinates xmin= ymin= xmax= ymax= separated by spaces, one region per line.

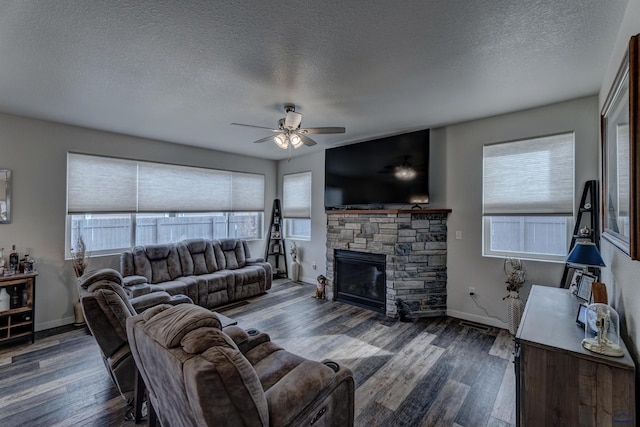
xmin=299 ymin=134 xmax=317 ymax=147
xmin=231 ymin=123 xmax=279 ymax=132
xmin=252 ymin=135 xmax=276 ymax=144
xmin=300 ymin=127 xmax=346 ymax=134
xmin=284 ymin=111 xmax=302 ymax=130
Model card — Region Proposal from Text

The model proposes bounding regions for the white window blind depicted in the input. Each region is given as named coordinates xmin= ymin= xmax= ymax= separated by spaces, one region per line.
xmin=232 ymin=172 xmax=265 ymax=211
xmin=67 ymin=153 xmax=264 ymax=213
xmin=137 ymin=162 xmax=232 ymax=212
xmin=67 ymin=153 xmax=138 ymax=213
xmin=483 ymin=133 xmax=574 ymax=216
xmin=283 ymin=172 xmax=312 ymax=218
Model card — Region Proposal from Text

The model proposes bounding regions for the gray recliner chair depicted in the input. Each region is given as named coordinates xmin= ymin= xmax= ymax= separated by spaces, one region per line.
xmin=127 ymin=303 xmax=355 ymax=427
xmin=77 ymin=268 xmax=192 ymax=403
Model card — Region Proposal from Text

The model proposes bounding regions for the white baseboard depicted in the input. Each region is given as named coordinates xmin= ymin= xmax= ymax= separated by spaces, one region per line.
xmin=447 ymin=309 xmax=508 ymax=330
xmin=35 ymin=316 xmax=75 ymax=332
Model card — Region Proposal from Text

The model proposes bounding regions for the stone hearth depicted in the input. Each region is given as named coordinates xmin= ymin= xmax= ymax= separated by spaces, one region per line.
xmin=326 ymin=209 xmax=450 ymax=318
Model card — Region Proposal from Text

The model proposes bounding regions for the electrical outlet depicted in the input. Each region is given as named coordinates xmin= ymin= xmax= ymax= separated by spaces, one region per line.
xmin=468 ymin=287 xmax=476 ymax=296
xmin=312 ymin=262 xmax=317 ymax=270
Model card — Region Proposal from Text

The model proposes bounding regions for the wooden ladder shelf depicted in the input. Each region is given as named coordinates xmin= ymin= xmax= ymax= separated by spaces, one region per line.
xmin=265 ymin=199 xmax=288 ymax=279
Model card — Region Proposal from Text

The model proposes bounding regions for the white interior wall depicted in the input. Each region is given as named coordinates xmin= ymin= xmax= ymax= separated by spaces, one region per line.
xmin=278 ymin=98 xmax=598 ymax=329
xmin=0 ymin=112 xmax=277 ymax=331
xmin=444 ymin=96 xmax=599 ymax=328
xmin=276 ymin=151 xmax=327 ymax=284
xmin=598 ymin=0 xmax=640 ymax=370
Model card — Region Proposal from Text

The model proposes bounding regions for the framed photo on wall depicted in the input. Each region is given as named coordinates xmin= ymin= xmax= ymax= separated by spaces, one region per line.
xmin=601 ymin=34 xmax=640 ymax=259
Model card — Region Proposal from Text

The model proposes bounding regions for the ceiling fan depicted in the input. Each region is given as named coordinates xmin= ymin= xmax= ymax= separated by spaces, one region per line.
xmin=231 ymin=104 xmax=345 ymax=150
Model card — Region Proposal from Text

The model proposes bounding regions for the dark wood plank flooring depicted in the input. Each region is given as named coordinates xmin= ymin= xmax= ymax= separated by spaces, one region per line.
xmin=0 ymin=280 xmax=516 ymax=426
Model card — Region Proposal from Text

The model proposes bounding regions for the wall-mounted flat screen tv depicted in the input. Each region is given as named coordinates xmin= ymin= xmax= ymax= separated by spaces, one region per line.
xmin=324 ymin=129 xmax=429 ymax=209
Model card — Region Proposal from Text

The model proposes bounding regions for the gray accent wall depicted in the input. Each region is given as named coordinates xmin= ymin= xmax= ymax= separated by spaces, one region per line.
xmin=0 ymin=112 xmax=276 ymax=330
xmin=280 ymin=96 xmax=598 ymax=331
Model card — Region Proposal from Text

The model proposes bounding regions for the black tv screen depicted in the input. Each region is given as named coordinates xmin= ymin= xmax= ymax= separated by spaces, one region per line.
xmin=324 ymin=129 xmax=429 ymax=208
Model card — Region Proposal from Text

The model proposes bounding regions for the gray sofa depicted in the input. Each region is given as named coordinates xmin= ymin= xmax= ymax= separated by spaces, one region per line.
xmin=120 ymin=238 xmax=272 ymax=309
xmin=127 ymin=303 xmax=355 ymax=426
xmin=77 ymin=268 xmax=192 ymax=403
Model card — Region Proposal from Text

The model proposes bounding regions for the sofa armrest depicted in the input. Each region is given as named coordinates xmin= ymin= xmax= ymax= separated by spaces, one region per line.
xmin=130 ymin=291 xmax=173 ymax=313
xmin=124 ymin=283 xmax=153 ymax=298
xmin=264 ymin=359 xmax=355 ymax=427
xmin=129 ymin=292 xmax=192 ymax=313
xmin=123 ymin=275 xmax=148 ymax=287
xmin=224 ymin=326 xmax=271 ymax=354
xmin=246 ymin=257 xmax=265 ymax=264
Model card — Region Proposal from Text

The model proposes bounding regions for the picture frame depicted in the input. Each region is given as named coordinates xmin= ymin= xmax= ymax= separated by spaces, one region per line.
xmin=566 ymin=268 xmax=583 ymax=290
xmin=575 ymin=303 xmax=588 ymax=327
xmin=0 ymin=169 xmax=11 ymax=224
xmin=601 ymin=34 xmax=639 ymax=259
xmin=576 ymin=272 xmax=596 ymax=302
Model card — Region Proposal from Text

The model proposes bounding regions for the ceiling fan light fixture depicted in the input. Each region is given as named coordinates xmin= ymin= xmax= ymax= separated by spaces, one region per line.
xmin=232 ymin=103 xmax=346 ymax=150
xmin=274 ymin=134 xmax=288 ymax=149
xmin=394 ymin=165 xmax=416 ymax=181
xmin=290 ymin=134 xmax=303 ymax=148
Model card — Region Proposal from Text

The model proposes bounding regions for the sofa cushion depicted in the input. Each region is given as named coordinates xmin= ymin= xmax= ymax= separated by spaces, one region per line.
xmin=185 ymin=334 xmax=269 ymax=426
xmin=178 ymin=239 xmax=219 ymax=276
xmin=219 ymin=238 xmax=246 ymax=269
xmin=155 ymin=278 xmax=198 ymax=303
xmin=82 ymin=285 xmax=136 ymax=351
xmin=132 ymin=244 xmax=182 ymax=283
xmin=143 ymin=304 xmax=221 ymax=348
xmin=80 ymin=268 xmax=124 ymax=289
xmin=181 ymin=326 xmax=239 ymax=354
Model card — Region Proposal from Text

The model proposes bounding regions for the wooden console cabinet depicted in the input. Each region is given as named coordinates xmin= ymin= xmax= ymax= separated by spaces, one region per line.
xmin=515 ymin=285 xmax=635 ymax=426
xmin=0 ymin=272 xmax=36 ymax=345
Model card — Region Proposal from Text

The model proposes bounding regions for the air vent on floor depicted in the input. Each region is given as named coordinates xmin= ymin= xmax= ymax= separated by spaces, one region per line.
xmin=459 ymin=320 xmax=491 ymax=333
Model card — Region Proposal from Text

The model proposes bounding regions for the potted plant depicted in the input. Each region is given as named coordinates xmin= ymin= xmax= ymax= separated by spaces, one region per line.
xmin=289 ymin=242 xmax=301 ymax=282
xmin=503 ymin=258 xmax=525 ymax=334
xmin=71 ymin=235 xmax=89 ymax=278
xmin=71 ymin=236 xmax=89 ymax=326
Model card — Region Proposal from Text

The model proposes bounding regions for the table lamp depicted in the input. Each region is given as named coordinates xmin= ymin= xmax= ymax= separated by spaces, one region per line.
xmin=566 ymin=241 xmax=606 ymax=277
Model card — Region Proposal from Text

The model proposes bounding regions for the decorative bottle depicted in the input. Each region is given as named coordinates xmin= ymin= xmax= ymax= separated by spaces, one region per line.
xmin=10 ymin=286 xmax=19 ymax=309
xmin=9 ymin=245 xmax=18 ymax=272
xmin=0 ymin=287 xmax=9 ymax=311
xmin=21 ymin=287 xmax=28 ymax=306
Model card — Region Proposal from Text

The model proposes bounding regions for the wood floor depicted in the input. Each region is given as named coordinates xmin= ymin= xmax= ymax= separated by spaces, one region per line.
xmin=0 ymin=280 xmax=516 ymax=427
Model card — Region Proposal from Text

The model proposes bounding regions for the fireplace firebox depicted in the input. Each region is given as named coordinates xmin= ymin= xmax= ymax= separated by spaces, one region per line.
xmin=335 ymin=249 xmax=386 ymax=313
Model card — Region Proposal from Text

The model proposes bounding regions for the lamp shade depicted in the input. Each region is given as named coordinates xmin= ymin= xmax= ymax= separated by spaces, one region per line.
xmin=274 ymin=134 xmax=288 ymax=149
xmin=290 ymin=134 xmax=303 ymax=148
xmin=566 ymin=241 xmax=606 ymax=267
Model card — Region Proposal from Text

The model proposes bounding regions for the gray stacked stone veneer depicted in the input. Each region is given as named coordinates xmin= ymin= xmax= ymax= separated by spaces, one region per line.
xmin=326 ymin=210 xmax=449 ymax=318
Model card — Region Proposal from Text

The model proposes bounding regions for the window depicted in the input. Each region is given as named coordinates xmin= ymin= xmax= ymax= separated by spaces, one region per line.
xmin=66 ymin=153 xmax=264 ymax=256
xmin=283 ymin=171 xmax=311 ymax=240
xmin=482 ymin=132 xmax=575 ymax=261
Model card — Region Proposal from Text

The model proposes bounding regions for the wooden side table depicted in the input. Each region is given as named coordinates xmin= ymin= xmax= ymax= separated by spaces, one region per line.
xmin=0 ymin=272 xmax=37 ymax=345
xmin=515 ymin=285 xmax=635 ymax=426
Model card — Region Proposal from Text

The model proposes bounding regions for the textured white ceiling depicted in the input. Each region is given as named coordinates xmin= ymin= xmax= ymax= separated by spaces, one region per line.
xmin=0 ymin=0 xmax=629 ymax=160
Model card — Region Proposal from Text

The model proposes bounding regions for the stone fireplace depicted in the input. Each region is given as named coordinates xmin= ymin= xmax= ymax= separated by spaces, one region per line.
xmin=326 ymin=209 xmax=450 ymax=318
xmin=334 ymin=249 xmax=386 ymax=313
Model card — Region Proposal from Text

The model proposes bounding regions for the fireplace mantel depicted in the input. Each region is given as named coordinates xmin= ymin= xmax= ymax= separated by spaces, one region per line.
xmin=326 ymin=209 xmax=452 ymax=215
